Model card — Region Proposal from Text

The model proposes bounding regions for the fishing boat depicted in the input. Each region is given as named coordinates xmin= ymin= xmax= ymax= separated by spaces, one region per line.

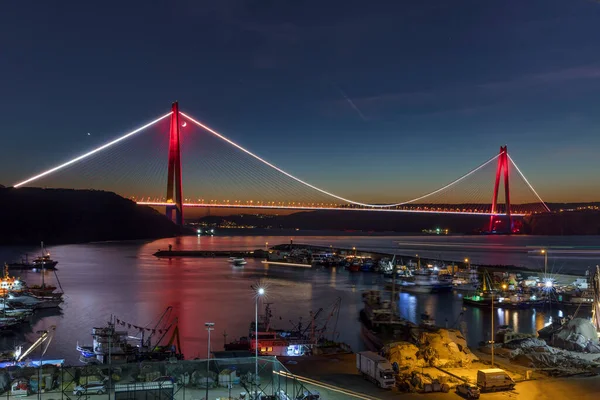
xmin=462 ymin=270 xmax=542 ymax=309
xmin=7 ymin=242 xmax=58 ymax=271
xmin=0 ymin=265 xmax=59 ymax=297
xmin=347 ymin=258 xmax=361 ymax=272
xmin=6 ymin=293 xmax=63 ymax=309
xmin=552 ymin=288 xmax=594 ymax=307
xmin=76 ymin=307 xmax=183 ymax=364
xmin=0 ymin=268 xmax=25 ymax=292
xmin=361 ymin=258 xmax=374 ymax=272
xmin=226 ymin=298 xmax=342 ymax=357
xmin=452 ymin=266 xmax=480 ymax=291
xmin=398 ymin=269 xmax=453 ymax=294
xmin=359 ymin=290 xmax=415 ymax=351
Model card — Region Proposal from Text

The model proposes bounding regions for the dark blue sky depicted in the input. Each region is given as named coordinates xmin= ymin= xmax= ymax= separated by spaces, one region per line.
xmin=2 ymin=0 xmax=600 ymax=202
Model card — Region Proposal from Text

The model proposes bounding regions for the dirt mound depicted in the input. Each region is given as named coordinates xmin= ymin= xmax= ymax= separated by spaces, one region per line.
xmin=549 ymin=318 xmax=600 ymax=352
xmin=385 ymin=329 xmax=477 ymax=369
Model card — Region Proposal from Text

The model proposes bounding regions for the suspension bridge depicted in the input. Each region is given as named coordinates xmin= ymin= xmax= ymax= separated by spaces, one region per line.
xmin=13 ymin=102 xmax=550 ymax=231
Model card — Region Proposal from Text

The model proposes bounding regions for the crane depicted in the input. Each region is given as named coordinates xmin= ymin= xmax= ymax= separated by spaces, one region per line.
xmin=15 ymin=326 xmax=56 ymax=362
xmin=143 ymin=306 xmax=173 ymax=348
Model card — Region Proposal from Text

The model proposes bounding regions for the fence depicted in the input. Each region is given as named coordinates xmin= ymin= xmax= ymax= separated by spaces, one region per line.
xmin=0 ymin=357 xmax=323 ymax=400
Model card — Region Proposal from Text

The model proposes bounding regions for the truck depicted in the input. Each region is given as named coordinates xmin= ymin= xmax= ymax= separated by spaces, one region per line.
xmin=356 ymin=351 xmax=396 ymax=389
xmin=476 ymin=368 xmax=515 ymax=392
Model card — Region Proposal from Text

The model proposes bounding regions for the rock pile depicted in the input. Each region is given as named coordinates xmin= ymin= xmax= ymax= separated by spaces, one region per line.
xmin=385 ymin=329 xmax=478 ymax=369
xmin=495 ymin=336 xmax=600 ymax=375
xmin=549 ymin=318 xmax=600 ymax=353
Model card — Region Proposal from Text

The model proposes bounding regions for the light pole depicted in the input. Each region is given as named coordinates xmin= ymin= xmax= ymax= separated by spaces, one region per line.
xmin=491 ymin=291 xmax=494 ymax=367
xmin=253 ymin=286 xmax=265 ymax=399
xmin=205 ymin=322 xmax=214 ymax=400
xmin=541 ymin=249 xmax=547 ymax=277
xmin=464 ymin=258 xmax=470 ymax=269
xmin=416 ymin=254 xmax=420 ymax=269
xmin=36 ymin=330 xmax=47 ymax=400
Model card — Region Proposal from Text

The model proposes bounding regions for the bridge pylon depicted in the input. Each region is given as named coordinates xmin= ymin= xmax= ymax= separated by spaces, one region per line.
xmin=489 ymin=145 xmax=511 ymax=232
xmin=166 ymin=101 xmax=184 ymax=225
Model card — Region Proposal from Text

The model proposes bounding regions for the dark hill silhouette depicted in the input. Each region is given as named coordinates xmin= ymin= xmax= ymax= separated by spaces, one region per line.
xmin=196 ymin=208 xmax=600 ymax=235
xmin=0 ymin=187 xmax=184 ymax=245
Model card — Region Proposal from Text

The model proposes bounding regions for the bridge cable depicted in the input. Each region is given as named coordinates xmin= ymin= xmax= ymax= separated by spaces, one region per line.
xmin=14 ymin=112 xmax=172 ymax=188
xmin=507 ymin=155 xmax=551 ymax=212
xmin=180 ymin=111 xmax=501 ymax=209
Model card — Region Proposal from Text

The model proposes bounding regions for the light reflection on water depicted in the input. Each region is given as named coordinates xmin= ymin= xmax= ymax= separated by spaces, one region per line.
xmin=0 ymin=234 xmax=594 ymax=364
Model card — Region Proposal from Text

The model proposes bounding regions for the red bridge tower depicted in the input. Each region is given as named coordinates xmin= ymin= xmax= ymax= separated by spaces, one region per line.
xmin=489 ymin=145 xmax=511 ymax=232
xmin=166 ymin=101 xmax=184 ymax=225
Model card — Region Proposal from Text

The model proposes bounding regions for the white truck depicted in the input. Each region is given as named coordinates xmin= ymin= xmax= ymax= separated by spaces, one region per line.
xmin=356 ymin=351 xmax=396 ymax=389
xmin=477 ymin=368 xmax=515 ymax=392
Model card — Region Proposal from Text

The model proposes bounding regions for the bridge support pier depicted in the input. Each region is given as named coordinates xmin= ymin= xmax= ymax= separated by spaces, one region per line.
xmin=489 ymin=145 xmax=511 ymax=232
xmin=166 ymin=101 xmax=184 ymax=225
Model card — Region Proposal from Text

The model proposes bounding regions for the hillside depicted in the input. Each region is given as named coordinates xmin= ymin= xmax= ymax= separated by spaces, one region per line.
xmin=524 ymin=211 xmax=600 ymax=235
xmin=195 ymin=209 xmax=600 ymax=235
xmin=0 ymin=187 xmax=184 ymax=245
xmin=194 ymin=211 xmax=493 ymax=233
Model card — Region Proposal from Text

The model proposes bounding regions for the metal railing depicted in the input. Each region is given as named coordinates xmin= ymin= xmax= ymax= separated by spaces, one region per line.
xmin=0 ymin=357 xmax=322 ymax=400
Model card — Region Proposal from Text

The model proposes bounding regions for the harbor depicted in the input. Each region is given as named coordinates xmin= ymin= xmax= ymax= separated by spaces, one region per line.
xmin=0 ymin=234 xmax=600 ymax=399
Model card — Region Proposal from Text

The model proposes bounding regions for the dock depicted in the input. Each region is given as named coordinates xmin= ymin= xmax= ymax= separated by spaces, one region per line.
xmin=153 ymin=249 xmax=268 ymax=258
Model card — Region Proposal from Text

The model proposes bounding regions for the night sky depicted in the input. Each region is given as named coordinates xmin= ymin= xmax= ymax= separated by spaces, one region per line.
xmin=2 ymin=0 xmax=600 ymax=202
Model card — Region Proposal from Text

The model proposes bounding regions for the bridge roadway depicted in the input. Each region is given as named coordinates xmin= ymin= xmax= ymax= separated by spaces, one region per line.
xmin=137 ymin=202 xmax=527 ymax=216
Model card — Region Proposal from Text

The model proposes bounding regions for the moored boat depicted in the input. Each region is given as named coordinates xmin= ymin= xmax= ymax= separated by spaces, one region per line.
xmin=7 ymin=242 xmax=58 ymax=271
xmin=359 ymin=290 xmax=415 ymax=351
xmin=77 ymin=308 xmax=183 ymax=364
xmin=452 ymin=266 xmax=480 ymax=291
xmin=551 ymin=288 xmax=594 ymax=307
xmin=398 ymin=269 xmax=452 ymax=294
xmin=5 ymin=293 xmax=63 ymax=309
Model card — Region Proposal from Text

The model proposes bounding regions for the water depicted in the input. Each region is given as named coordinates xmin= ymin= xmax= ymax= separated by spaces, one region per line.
xmin=1 ymin=234 xmax=598 ymax=364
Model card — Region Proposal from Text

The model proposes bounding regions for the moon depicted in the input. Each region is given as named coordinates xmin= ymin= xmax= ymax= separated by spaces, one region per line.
xmin=181 ymin=122 xmax=187 ymax=127
xmin=87 ymin=132 xmax=91 ymax=136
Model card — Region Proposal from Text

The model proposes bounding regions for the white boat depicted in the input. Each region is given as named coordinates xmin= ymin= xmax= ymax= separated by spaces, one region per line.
xmin=452 ymin=267 xmax=480 ymax=291
xmin=399 ymin=270 xmax=453 ymax=294
xmin=6 ymin=293 xmax=62 ymax=309
xmin=232 ymin=258 xmax=247 ymax=266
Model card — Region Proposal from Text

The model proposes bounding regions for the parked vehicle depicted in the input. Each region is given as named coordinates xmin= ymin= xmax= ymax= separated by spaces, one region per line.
xmin=73 ymin=382 xmax=107 ymax=396
xmin=11 ymin=380 xmax=30 ymax=396
xmin=356 ymin=351 xmax=396 ymax=389
xmin=456 ymin=383 xmax=481 ymax=399
xmin=477 ymin=368 xmax=515 ymax=392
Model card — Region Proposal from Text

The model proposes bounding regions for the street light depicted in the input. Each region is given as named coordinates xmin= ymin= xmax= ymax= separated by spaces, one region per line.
xmin=205 ymin=322 xmax=215 ymax=400
xmin=464 ymin=258 xmax=470 ymax=268
xmin=36 ymin=330 xmax=47 ymax=400
xmin=253 ymin=285 xmax=265 ymax=399
xmin=541 ymin=249 xmax=548 ymax=278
